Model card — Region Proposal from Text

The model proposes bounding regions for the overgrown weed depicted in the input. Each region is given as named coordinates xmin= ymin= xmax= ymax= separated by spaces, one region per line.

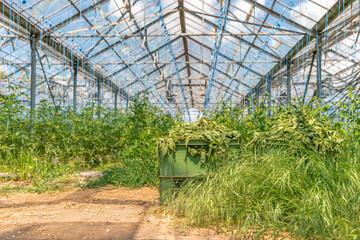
xmin=0 ymin=89 xmax=176 ymax=192
xmin=166 ymin=92 xmax=360 ymax=239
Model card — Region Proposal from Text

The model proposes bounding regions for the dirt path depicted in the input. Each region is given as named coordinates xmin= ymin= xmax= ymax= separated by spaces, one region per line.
xmin=0 ymin=187 xmax=227 ymax=240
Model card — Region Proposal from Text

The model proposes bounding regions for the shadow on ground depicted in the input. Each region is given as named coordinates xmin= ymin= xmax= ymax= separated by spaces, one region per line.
xmin=0 ymin=221 xmax=151 ymax=240
xmin=0 ymin=188 xmax=155 ymax=240
xmin=0 ymin=189 xmax=151 ymax=209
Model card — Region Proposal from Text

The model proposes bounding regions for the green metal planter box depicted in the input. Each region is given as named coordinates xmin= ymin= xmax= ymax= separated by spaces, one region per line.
xmin=158 ymin=139 xmax=239 ymax=203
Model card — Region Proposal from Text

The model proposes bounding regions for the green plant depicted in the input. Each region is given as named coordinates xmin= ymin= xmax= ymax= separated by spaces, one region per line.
xmin=165 ymin=93 xmax=360 ymax=239
xmin=158 ymin=118 xmax=240 ymax=164
xmin=0 ymin=89 xmax=177 ymax=190
xmin=167 ymin=142 xmax=360 ymax=239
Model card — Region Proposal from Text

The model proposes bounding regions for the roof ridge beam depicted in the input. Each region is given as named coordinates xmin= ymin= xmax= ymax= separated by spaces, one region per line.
xmin=178 ymin=0 xmax=195 ymax=107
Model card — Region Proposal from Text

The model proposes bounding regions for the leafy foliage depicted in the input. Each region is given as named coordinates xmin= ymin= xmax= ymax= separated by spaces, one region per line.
xmin=0 ymin=88 xmax=176 ymax=188
xmin=251 ymin=104 xmax=345 ymax=153
xmin=158 ymin=118 xmax=240 ymax=164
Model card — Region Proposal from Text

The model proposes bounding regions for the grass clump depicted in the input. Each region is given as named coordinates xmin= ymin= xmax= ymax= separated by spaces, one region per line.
xmin=168 ymin=144 xmax=360 ymax=239
xmin=0 ymin=150 xmax=91 ymax=193
xmin=85 ymin=158 xmax=158 ymax=188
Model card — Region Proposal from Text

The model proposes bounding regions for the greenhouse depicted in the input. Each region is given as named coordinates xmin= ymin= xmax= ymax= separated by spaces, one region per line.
xmin=0 ymin=0 xmax=360 ymax=239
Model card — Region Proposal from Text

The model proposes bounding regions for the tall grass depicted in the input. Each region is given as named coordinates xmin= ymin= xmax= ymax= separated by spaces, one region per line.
xmin=86 ymin=157 xmax=158 ymax=188
xmin=0 ymin=150 xmax=78 ymax=192
xmin=167 ymin=94 xmax=360 ymax=240
xmin=167 ymin=143 xmax=360 ymax=238
xmin=163 ymin=93 xmax=360 ymax=238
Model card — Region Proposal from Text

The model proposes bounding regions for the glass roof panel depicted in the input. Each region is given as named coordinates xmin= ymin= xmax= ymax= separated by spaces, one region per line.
xmin=0 ymin=0 xmax=357 ymax=112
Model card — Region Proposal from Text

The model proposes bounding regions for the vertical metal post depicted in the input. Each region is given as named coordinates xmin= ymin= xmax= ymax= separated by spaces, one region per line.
xmin=303 ymin=52 xmax=316 ymax=102
xmin=73 ymin=61 xmax=78 ymax=113
xmin=247 ymin=97 xmax=251 ymax=114
xmin=250 ymin=85 xmax=253 ymax=108
xmin=316 ymin=33 xmax=322 ymax=99
xmin=255 ymin=85 xmax=260 ymax=105
xmin=30 ymin=35 xmax=37 ymax=123
xmin=114 ymin=87 xmax=118 ymax=116
xmin=267 ymin=74 xmax=272 ymax=116
xmin=126 ymin=94 xmax=129 ymax=108
xmin=97 ymin=78 xmax=101 ymax=107
xmin=286 ymin=60 xmax=291 ymax=104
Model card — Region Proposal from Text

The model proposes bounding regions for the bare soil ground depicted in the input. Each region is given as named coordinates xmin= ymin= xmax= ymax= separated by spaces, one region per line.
xmin=0 ymin=187 xmax=228 ymax=240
